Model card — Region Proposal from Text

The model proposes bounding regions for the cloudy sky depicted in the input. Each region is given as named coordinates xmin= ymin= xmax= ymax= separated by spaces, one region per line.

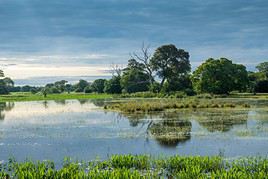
xmin=0 ymin=0 xmax=267 ymax=85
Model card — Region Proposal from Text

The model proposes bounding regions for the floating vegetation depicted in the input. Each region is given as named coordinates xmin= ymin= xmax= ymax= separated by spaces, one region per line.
xmin=195 ymin=110 xmax=248 ymax=132
xmin=149 ymin=120 xmax=192 ymax=147
xmin=0 ymin=155 xmax=268 ymax=178
xmin=236 ymin=130 xmax=255 ymax=137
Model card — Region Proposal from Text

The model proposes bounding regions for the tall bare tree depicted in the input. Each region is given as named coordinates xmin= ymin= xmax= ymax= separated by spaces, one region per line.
xmin=110 ymin=63 xmax=123 ymax=77
xmin=131 ymin=43 xmax=154 ymax=84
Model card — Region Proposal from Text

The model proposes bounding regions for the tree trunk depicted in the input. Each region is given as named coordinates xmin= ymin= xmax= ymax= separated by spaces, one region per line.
xmin=160 ymin=77 xmax=166 ymax=89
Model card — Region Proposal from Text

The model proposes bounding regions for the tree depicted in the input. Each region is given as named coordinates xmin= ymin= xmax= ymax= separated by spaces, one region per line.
xmin=0 ymin=80 xmax=9 ymax=94
xmin=192 ymin=58 xmax=248 ymax=94
xmin=91 ymin=79 xmax=106 ymax=93
xmin=104 ymin=76 xmax=122 ymax=94
xmin=232 ymin=64 xmax=249 ymax=92
xmin=3 ymin=77 xmax=14 ymax=88
xmin=65 ymin=84 xmax=72 ymax=94
xmin=54 ymin=80 xmax=68 ymax=93
xmin=131 ymin=43 xmax=154 ymax=84
xmin=0 ymin=70 xmax=4 ymax=77
xmin=0 ymin=71 xmax=15 ymax=94
xmin=41 ymin=88 xmax=49 ymax=97
xmin=73 ymin=79 xmax=89 ymax=92
xmin=120 ymin=59 xmax=150 ymax=93
xmin=162 ymin=75 xmax=192 ymax=93
xmin=255 ymin=80 xmax=268 ymax=93
xmin=150 ymin=44 xmax=191 ymax=89
xmin=256 ymin=62 xmax=268 ymax=79
xmin=84 ymin=86 xmax=93 ymax=93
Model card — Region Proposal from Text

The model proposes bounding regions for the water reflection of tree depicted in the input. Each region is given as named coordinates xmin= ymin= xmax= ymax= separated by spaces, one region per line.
xmin=148 ymin=116 xmax=192 ymax=148
xmin=91 ymin=99 xmax=105 ymax=107
xmin=122 ymin=111 xmax=192 ymax=148
xmin=54 ymin=100 xmax=66 ymax=105
xmin=194 ymin=110 xmax=249 ymax=132
xmin=42 ymin=101 xmax=48 ymax=108
xmin=0 ymin=102 xmax=15 ymax=120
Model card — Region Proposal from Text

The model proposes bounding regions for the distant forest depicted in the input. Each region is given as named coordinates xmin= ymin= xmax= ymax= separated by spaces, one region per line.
xmin=1 ymin=44 xmax=268 ymax=95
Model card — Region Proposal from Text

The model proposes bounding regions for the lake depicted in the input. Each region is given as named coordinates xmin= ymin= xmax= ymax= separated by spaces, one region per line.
xmin=0 ymin=99 xmax=268 ymax=164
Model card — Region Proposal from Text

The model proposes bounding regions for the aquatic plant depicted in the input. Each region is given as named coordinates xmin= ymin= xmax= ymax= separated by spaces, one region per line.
xmin=0 ymin=155 xmax=268 ymax=178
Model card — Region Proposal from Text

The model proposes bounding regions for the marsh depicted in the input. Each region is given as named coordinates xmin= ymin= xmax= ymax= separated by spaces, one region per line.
xmin=0 ymin=98 xmax=268 ymax=165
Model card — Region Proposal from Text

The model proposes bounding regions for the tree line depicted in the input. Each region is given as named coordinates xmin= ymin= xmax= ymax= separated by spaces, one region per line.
xmin=1 ymin=44 xmax=268 ymax=95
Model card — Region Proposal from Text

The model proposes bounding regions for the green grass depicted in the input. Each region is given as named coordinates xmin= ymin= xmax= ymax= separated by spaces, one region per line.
xmin=0 ymin=92 xmax=112 ymax=102
xmin=1 ymin=155 xmax=268 ymax=178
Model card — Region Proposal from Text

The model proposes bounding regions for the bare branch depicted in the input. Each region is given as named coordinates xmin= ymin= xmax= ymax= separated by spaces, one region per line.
xmin=110 ymin=63 xmax=123 ymax=77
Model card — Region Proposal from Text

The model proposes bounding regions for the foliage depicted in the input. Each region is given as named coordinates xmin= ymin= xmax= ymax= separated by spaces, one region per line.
xmin=91 ymin=79 xmax=106 ymax=93
xmin=256 ymin=61 xmax=268 ymax=79
xmin=255 ymin=80 xmax=268 ymax=93
xmin=120 ymin=59 xmax=150 ymax=93
xmin=83 ymin=86 xmax=93 ymax=93
xmin=104 ymin=76 xmax=122 ymax=94
xmin=0 ymin=70 xmax=14 ymax=95
xmin=0 ymin=155 xmax=268 ymax=178
xmin=73 ymin=79 xmax=89 ymax=92
xmin=192 ymin=58 xmax=249 ymax=94
xmin=149 ymin=82 xmax=161 ymax=93
xmin=150 ymin=44 xmax=191 ymax=89
xmin=161 ymin=75 xmax=192 ymax=93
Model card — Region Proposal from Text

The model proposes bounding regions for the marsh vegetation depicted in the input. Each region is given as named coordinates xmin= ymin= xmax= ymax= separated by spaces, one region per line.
xmin=1 ymin=155 xmax=268 ymax=178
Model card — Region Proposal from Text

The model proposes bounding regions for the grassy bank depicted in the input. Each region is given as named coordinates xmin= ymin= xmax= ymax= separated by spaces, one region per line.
xmin=105 ymin=99 xmax=251 ymax=113
xmin=0 ymin=92 xmax=112 ymax=102
xmin=0 ymin=155 xmax=267 ymax=178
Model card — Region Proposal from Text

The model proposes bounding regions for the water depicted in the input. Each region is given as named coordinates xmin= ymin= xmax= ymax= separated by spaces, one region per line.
xmin=0 ymin=99 xmax=268 ymax=164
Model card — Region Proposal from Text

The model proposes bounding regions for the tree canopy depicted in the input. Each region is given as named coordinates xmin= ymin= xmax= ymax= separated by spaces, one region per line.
xmin=150 ymin=44 xmax=191 ymax=88
xmin=120 ymin=59 xmax=150 ymax=93
xmin=192 ymin=58 xmax=248 ymax=94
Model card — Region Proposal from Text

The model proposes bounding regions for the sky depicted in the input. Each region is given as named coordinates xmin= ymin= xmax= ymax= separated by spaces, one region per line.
xmin=0 ymin=0 xmax=267 ymax=85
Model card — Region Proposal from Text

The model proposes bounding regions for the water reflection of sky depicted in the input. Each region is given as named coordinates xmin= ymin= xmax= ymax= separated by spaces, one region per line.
xmin=0 ymin=99 xmax=268 ymax=164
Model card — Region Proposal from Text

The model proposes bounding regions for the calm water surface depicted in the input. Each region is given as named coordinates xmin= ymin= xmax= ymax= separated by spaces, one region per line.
xmin=0 ymin=99 xmax=268 ymax=164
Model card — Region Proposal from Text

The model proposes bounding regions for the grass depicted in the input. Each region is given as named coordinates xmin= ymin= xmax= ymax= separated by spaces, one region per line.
xmin=0 ymin=92 xmax=112 ymax=102
xmin=104 ymin=99 xmax=252 ymax=113
xmin=0 ymin=155 xmax=268 ymax=178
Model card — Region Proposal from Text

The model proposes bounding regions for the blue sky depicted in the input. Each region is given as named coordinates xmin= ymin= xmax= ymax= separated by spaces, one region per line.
xmin=0 ymin=0 xmax=268 ymax=85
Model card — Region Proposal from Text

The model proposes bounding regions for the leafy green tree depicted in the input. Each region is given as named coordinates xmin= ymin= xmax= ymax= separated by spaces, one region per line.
xmin=73 ymin=79 xmax=89 ymax=92
xmin=3 ymin=77 xmax=14 ymax=88
xmin=0 ymin=80 xmax=8 ymax=94
xmin=232 ymin=64 xmax=249 ymax=92
xmin=104 ymin=76 xmax=122 ymax=94
xmin=131 ymin=43 xmax=154 ymax=84
xmin=91 ymin=79 xmax=106 ymax=93
xmin=41 ymin=88 xmax=49 ymax=97
xmin=120 ymin=59 xmax=150 ymax=93
xmin=255 ymin=80 xmax=268 ymax=93
xmin=54 ymin=80 xmax=68 ymax=93
xmin=84 ymin=86 xmax=93 ymax=93
xmin=161 ymin=75 xmax=192 ymax=93
xmin=192 ymin=58 xmax=248 ymax=94
xmin=0 ymin=71 xmax=15 ymax=95
xmin=256 ymin=62 xmax=268 ymax=79
xmin=150 ymin=44 xmax=191 ymax=89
